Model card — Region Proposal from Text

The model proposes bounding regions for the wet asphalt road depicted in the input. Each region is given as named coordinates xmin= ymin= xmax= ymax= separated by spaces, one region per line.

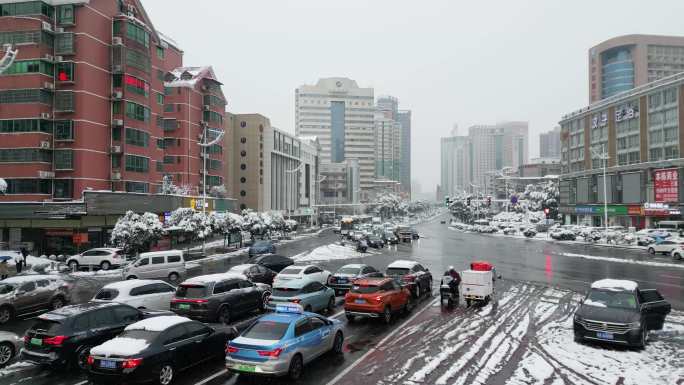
xmin=2 ymin=213 xmax=683 ymax=385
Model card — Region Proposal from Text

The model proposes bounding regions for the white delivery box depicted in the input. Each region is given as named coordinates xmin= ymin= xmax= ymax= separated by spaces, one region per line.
xmin=461 ymin=270 xmax=493 ymax=300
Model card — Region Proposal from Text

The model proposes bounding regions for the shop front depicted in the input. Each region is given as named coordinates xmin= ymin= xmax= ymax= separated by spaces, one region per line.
xmin=561 ymin=204 xmax=645 ymax=228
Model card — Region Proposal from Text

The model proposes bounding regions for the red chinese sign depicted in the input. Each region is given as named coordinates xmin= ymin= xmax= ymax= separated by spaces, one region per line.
xmin=654 ymin=168 xmax=679 ymax=203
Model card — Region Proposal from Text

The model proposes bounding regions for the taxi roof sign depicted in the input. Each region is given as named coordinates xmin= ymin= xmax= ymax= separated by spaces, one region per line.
xmin=275 ymin=304 xmax=304 ymax=314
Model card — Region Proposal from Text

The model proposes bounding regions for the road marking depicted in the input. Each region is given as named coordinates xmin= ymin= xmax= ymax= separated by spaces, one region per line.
xmin=330 ymin=310 xmax=345 ymax=319
xmin=72 ymin=381 xmax=88 ymax=385
xmin=195 ymin=368 xmax=228 ymax=385
xmin=325 ymin=297 xmax=439 ymax=385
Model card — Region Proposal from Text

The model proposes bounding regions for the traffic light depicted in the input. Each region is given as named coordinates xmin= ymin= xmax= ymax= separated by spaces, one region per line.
xmin=466 ymin=197 xmax=471 ymax=206
xmin=445 ymin=196 xmax=451 ymax=207
xmin=487 ymin=197 xmax=491 ymax=207
xmin=544 ymin=208 xmax=550 ymax=218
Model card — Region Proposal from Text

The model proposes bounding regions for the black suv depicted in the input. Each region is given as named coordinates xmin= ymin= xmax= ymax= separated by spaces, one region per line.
xmin=574 ymin=279 xmax=671 ymax=348
xmin=171 ymin=274 xmax=271 ymax=324
xmin=22 ymin=302 xmax=171 ymax=369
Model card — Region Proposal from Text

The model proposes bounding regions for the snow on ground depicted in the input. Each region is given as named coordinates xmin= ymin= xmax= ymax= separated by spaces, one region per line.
xmin=292 ymin=243 xmax=380 ymax=262
xmin=334 ymin=281 xmax=684 ymax=385
xmin=560 ymin=252 xmax=684 ymax=270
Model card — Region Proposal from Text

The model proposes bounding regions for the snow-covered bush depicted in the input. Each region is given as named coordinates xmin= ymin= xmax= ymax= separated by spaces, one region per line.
xmin=209 ymin=185 xmax=228 ymax=198
xmin=211 ymin=212 xmax=244 ymax=235
xmin=111 ymin=211 xmax=163 ymax=253
xmin=159 ymin=175 xmax=193 ymax=196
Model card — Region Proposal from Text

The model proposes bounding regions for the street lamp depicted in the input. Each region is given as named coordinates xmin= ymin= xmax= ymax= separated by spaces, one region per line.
xmin=591 ymin=144 xmax=609 ymax=231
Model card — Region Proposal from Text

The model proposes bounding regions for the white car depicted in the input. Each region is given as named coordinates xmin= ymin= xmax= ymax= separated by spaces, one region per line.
xmin=273 ymin=264 xmax=331 ymax=286
xmin=669 ymin=246 xmax=684 ymax=261
xmin=647 ymin=239 xmax=684 ymax=255
xmin=93 ymin=279 xmax=176 ymax=310
xmin=66 ymin=247 xmax=124 ymax=270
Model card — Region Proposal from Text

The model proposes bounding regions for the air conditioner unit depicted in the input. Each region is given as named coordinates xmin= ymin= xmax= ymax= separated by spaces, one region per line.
xmin=42 ymin=21 xmax=53 ymax=32
xmin=112 ymin=119 xmax=124 ymax=127
xmin=112 ymin=37 xmax=123 ymax=46
xmin=44 ymin=54 xmax=54 ymax=62
xmin=38 ymin=171 xmax=55 ymax=179
xmin=40 ymin=112 xmax=51 ymax=119
xmin=197 ymin=134 xmax=203 ymax=141
xmin=112 ymin=91 xmax=123 ymax=100
xmin=39 ymin=141 xmax=51 ymax=149
xmin=203 ymin=105 xmax=210 ymax=111
xmin=54 ymin=56 xmax=63 ymax=62
xmin=110 ymin=145 xmax=122 ymax=154
xmin=112 ymin=172 xmax=122 ymax=181
xmin=55 ymin=27 xmax=64 ymax=33
xmin=43 ymin=82 xmax=55 ymax=90
xmin=112 ymin=64 xmax=123 ymax=73
xmin=127 ymin=11 xmax=134 ymax=18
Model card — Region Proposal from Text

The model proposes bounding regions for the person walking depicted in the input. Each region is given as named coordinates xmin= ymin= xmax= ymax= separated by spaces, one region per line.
xmin=16 ymin=248 xmax=27 ymax=274
xmin=0 ymin=260 xmax=9 ymax=280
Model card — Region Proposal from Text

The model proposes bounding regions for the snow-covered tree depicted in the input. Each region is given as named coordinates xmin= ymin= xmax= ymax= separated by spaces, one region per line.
xmin=371 ymin=193 xmax=406 ymax=219
xmin=285 ymin=219 xmax=298 ymax=232
xmin=111 ymin=211 xmax=164 ymax=253
xmin=166 ymin=208 xmax=212 ymax=241
xmin=211 ymin=212 xmax=244 ymax=234
xmin=209 ymin=185 xmax=228 ymax=198
xmin=0 ymin=178 xmax=6 ymax=195
xmin=159 ymin=175 xmax=193 ymax=196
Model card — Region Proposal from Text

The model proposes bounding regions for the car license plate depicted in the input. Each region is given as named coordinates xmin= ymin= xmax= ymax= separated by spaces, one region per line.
xmin=30 ymin=338 xmax=42 ymax=346
xmin=178 ymin=303 xmax=190 ymax=310
xmin=237 ymin=364 xmax=256 ymax=372
xmin=338 ymin=278 xmax=347 ymax=283
xmin=99 ymin=360 xmax=117 ymax=369
xmin=596 ymin=332 xmax=614 ymax=340
xmin=354 ymin=299 xmax=365 ymax=304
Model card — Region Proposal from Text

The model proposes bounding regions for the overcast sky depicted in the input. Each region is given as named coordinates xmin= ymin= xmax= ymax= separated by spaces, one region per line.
xmin=143 ymin=0 xmax=684 ymax=194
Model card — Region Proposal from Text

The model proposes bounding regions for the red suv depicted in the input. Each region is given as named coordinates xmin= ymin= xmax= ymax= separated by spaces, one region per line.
xmin=343 ymin=277 xmax=413 ymax=324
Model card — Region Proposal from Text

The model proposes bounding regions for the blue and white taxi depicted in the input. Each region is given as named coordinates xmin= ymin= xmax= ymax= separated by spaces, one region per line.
xmin=225 ymin=304 xmax=344 ymax=380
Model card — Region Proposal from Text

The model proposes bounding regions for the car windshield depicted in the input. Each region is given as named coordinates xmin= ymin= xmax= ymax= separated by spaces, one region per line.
xmin=176 ymin=285 xmax=207 ymax=298
xmin=386 ymin=268 xmax=410 ymax=276
xmin=272 ymin=287 xmax=302 ymax=297
xmin=118 ymin=329 xmax=160 ymax=343
xmin=254 ymin=241 xmax=270 ymax=247
xmin=384 ymin=232 xmax=395 ymax=237
xmin=94 ymin=288 xmax=119 ymax=300
xmin=242 ymin=320 xmax=290 ymax=340
xmin=280 ymin=267 xmax=302 ymax=275
xmin=0 ymin=283 xmax=15 ymax=295
xmin=350 ymin=284 xmax=380 ymax=294
xmin=585 ymin=290 xmax=638 ymax=310
xmin=337 ymin=267 xmax=360 ymax=275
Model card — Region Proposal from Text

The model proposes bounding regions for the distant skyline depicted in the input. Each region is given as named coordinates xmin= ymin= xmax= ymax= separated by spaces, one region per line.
xmin=142 ymin=0 xmax=684 ymax=193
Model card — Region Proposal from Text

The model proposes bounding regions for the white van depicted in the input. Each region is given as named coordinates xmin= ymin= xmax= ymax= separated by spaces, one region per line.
xmin=657 ymin=220 xmax=684 ymax=235
xmin=123 ymin=250 xmax=186 ymax=282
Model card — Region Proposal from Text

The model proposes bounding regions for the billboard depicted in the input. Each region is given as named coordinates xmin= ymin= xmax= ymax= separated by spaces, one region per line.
xmin=654 ymin=168 xmax=679 ymax=203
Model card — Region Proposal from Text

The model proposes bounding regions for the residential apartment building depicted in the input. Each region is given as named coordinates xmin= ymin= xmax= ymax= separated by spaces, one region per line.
xmin=560 ymin=72 xmax=684 ymax=228
xmin=0 ymin=0 xmax=231 ymax=254
xmin=540 ymin=126 xmax=561 ymax=159
xmin=295 ymin=77 xmax=375 ymax=200
xmin=397 ymin=110 xmax=412 ymax=197
xmin=589 ymin=34 xmax=684 ymax=103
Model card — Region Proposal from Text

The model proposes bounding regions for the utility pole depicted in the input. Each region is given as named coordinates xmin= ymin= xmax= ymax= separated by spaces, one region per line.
xmin=591 ymin=144 xmax=609 ymax=231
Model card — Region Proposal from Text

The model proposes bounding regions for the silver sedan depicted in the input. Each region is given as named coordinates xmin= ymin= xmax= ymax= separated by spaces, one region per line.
xmin=0 ymin=331 xmax=22 ymax=367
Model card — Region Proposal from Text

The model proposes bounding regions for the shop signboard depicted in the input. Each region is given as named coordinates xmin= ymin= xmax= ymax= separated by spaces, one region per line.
xmin=573 ymin=205 xmax=641 ymax=216
xmin=72 ymin=233 xmax=88 ymax=244
xmin=654 ymin=168 xmax=679 ymax=203
xmin=643 ymin=202 xmax=679 ymax=216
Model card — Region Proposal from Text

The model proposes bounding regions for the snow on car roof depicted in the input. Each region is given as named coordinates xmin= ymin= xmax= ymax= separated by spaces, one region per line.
xmin=591 ymin=279 xmax=638 ymax=292
xmin=1 ymin=275 xmax=59 ymax=284
xmin=102 ymin=279 xmax=168 ymax=293
xmin=340 ymin=263 xmax=365 ymax=269
xmin=387 ymin=260 xmax=418 ymax=269
xmin=90 ymin=337 xmax=151 ymax=358
xmin=182 ymin=272 xmax=245 ymax=285
xmin=125 ymin=315 xmax=190 ymax=332
xmin=229 ymin=264 xmax=256 ymax=273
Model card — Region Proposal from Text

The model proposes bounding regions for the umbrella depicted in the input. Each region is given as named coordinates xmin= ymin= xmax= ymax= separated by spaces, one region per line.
xmin=0 ymin=255 xmax=12 ymax=262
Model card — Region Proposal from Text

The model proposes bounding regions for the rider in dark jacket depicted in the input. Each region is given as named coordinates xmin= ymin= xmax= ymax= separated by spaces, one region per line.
xmin=442 ymin=266 xmax=461 ymax=295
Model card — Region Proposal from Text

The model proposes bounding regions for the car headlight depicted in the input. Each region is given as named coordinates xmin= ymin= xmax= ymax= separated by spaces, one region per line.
xmin=627 ymin=321 xmax=641 ymax=329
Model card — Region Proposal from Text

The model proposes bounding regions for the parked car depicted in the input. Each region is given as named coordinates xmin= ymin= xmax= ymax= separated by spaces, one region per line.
xmin=250 ymin=254 xmax=294 ymax=273
xmin=0 ymin=275 xmax=72 ymax=325
xmin=122 ymin=250 xmax=186 ymax=282
xmin=647 ymin=238 xmax=684 ymax=255
xmin=225 ymin=305 xmax=344 ymax=380
xmin=385 ymin=260 xmax=433 ymax=298
xmin=228 ymin=264 xmax=278 ymax=285
xmin=88 ymin=315 xmax=236 ymax=385
xmin=22 ymin=302 xmax=172 ymax=369
xmin=410 ymin=228 xmax=420 ymax=240
xmin=366 ymin=235 xmax=385 ymax=249
xmin=635 ymin=229 xmax=670 ymax=246
xmin=268 ymin=280 xmax=336 ymax=313
xmin=328 ymin=264 xmax=383 ymax=295
xmin=171 ymin=273 xmax=271 ymax=324
xmin=382 ymin=231 xmax=399 ymax=245
xmin=0 ymin=331 xmax=22 ymax=367
xmin=248 ymin=240 xmax=276 ymax=257
xmin=93 ymin=280 xmax=176 ymax=310
xmin=573 ymin=279 xmax=671 ymax=348
xmin=273 ymin=265 xmax=331 ymax=287
xmin=66 ymin=248 xmax=124 ymax=271
xmin=343 ymin=277 xmax=413 ymax=324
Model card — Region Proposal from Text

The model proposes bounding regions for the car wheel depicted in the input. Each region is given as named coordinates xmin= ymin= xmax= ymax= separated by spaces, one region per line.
xmin=159 ymin=363 xmax=174 ymax=385
xmin=327 ymin=297 xmax=335 ymax=313
xmin=0 ymin=306 xmax=13 ymax=324
xmin=51 ymin=296 xmax=65 ymax=310
xmin=0 ymin=342 xmax=14 ymax=367
xmin=260 ymin=292 xmax=270 ymax=311
xmin=382 ymin=306 xmax=392 ymax=324
xmin=288 ymin=354 xmax=304 ymax=380
xmin=217 ymin=306 xmax=231 ymax=324
xmin=332 ymin=331 xmax=344 ymax=354
xmin=648 ymin=247 xmax=655 ymax=255
xmin=674 ymin=253 xmax=683 ymax=261
xmin=404 ymin=297 xmax=414 ymax=314
xmin=126 ymin=275 xmax=138 ymax=280
xmin=68 ymin=260 xmax=79 ymax=271
xmin=345 ymin=313 xmax=356 ymax=323
xmin=100 ymin=261 xmax=111 ymax=270
xmin=75 ymin=345 xmax=91 ymax=370
xmin=168 ymin=272 xmax=180 ymax=283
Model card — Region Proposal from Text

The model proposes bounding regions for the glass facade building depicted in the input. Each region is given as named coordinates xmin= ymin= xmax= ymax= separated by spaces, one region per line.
xmin=330 ymin=101 xmax=345 ymax=163
xmin=601 ymin=46 xmax=635 ymax=99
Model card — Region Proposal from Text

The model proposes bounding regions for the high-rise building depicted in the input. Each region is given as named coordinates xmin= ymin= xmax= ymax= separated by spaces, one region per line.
xmin=440 ymin=135 xmax=470 ymax=198
xmin=295 ymin=77 xmax=374 ymax=200
xmin=468 ymin=122 xmax=528 ymax=195
xmin=589 ymin=34 xmax=684 ymax=103
xmin=397 ymin=110 xmax=412 ymax=197
xmin=377 ymin=95 xmax=398 ymax=120
xmin=374 ymin=111 xmax=401 ymax=183
xmin=540 ymin=126 xmax=561 ymax=159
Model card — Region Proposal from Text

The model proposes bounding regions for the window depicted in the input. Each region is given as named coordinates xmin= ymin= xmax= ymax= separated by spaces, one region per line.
xmin=156 ymin=69 xmax=165 ymax=81
xmin=240 ymin=177 xmax=246 ymax=183
xmin=54 ymin=149 xmax=74 ymax=170
xmin=91 ymin=308 xmax=115 ymax=328
xmin=53 ymin=179 xmax=73 ymax=199
xmin=52 ymin=120 xmax=73 ymax=141
xmin=112 ymin=126 xmax=122 ymax=142
xmin=55 ymin=33 xmax=74 ymax=55
xmin=240 ymin=150 xmax=246 ymax=157
xmin=57 ymin=4 xmax=74 ymax=24
xmin=240 ymin=137 xmax=247 ymax=144
xmin=294 ymin=320 xmax=312 ymax=337
xmin=125 ymin=102 xmax=150 ymax=122
xmin=130 ymin=285 xmax=154 ymax=296
xmin=55 ymin=91 xmax=74 ymax=112
xmin=163 ymin=156 xmax=176 ymax=164
xmin=156 ymin=92 xmax=164 ymax=105
xmin=206 ymin=175 xmax=222 ymax=186
xmin=0 ymin=30 xmax=52 ymax=46
xmin=164 ymin=104 xmax=174 ymax=112
xmin=203 ymin=111 xmax=223 ymax=124
xmin=203 ymin=94 xmax=224 ymax=107
xmin=55 ymin=62 xmax=74 ymax=82
xmin=163 ymin=325 xmax=188 ymax=345
xmin=309 ymin=317 xmax=326 ymax=330
xmin=0 ymin=2 xmax=53 ymax=17
xmin=186 ymin=322 xmax=210 ymax=338
xmin=126 ymin=22 xmax=150 ymax=48
xmin=0 ymin=119 xmax=51 ymax=134
xmin=0 ymin=89 xmax=52 ymax=105
xmin=156 ymin=46 xmax=165 ymax=59
xmin=4 ymin=179 xmax=51 ymax=194
xmin=126 ymin=49 xmax=151 ymax=73
xmin=0 ymin=149 xmax=51 ymax=163
xmin=113 ymin=306 xmax=140 ymax=323
xmin=125 ymin=181 xmax=149 ymax=193
xmin=168 ymin=255 xmax=181 ymax=263
xmin=240 ymin=164 xmax=246 ymax=170
xmin=125 ymin=128 xmax=149 ymax=147
xmin=73 ymin=314 xmax=91 ymax=332
xmin=125 ymin=154 xmax=149 ymax=173
xmin=208 ymin=159 xmax=221 ymax=170
xmin=152 ymin=256 xmax=164 ymax=264
xmin=18 ymin=281 xmax=36 ymax=293
xmin=2 ymin=60 xmax=54 ymax=76
xmin=152 ymin=283 xmax=175 ymax=293
xmin=124 ymin=75 xmax=149 ymax=96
